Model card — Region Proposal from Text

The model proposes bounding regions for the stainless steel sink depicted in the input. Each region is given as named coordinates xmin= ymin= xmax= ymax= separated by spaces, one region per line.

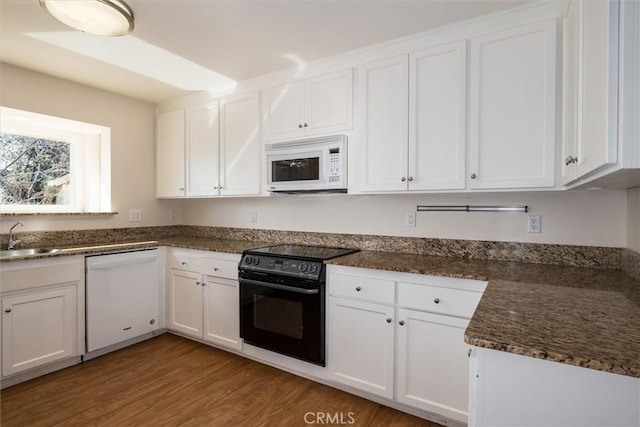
xmin=0 ymin=248 xmax=60 ymax=258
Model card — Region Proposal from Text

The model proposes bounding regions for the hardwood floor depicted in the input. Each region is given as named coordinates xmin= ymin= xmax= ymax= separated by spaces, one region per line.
xmin=1 ymin=334 xmax=441 ymax=426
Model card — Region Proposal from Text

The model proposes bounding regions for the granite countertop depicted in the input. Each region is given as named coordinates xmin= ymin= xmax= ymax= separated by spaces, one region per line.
xmin=0 ymin=236 xmax=273 ymax=262
xmin=326 ymin=251 xmax=640 ymax=378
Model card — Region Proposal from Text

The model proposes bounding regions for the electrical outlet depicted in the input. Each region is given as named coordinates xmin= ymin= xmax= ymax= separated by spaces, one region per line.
xmin=129 ymin=209 xmax=142 ymax=222
xmin=249 ymin=210 xmax=258 ymax=223
xmin=405 ymin=211 xmax=416 ymax=227
xmin=527 ymin=215 xmax=541 ymax=233
xmin=169 ymin=209 xmax=176 ymax=221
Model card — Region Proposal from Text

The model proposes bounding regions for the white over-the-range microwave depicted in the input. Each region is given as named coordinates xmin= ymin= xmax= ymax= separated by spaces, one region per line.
xmin=265 ymin=135 xmax=347 ymax=193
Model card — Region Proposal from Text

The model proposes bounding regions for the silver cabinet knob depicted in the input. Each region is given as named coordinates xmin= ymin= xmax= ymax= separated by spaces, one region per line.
xmin=298 ymin=124 xmax=303 ymax=128
xmin=150 ymin=319 xmax=156 ymax=325
xmin=213 ymin=267 xmax=219 ymax=272
xmin=468 ymin=348 xmax=472 ymax=357
xmin=386 ymin=318 xmax=392 ymax=323
xmin=213 ymin=186 xmax=219 ymax=190
xmin=434 ymin=298 xmax=440 ymax=304
xmin=195 ymin=281 xmax=201 ymax=286
xmin=5 ymin=308 xmax=11 ymax=313
xmin=355 ymin=286 xmax=362 ymax=292
xmin=181 ymin=261 xmax=187 ymax=266
xmin=399 ymin=320 xmax=405 ymax=326
xmin=565 ymin=156 xmax=578 ymax=165
xmin=304 ymin=123 xmax=308 ymax=127
xmin=407 ymin=176 xmax=413 ymax=182
xmin=401 ymin=177 xmax=406 ymax=182
xmin=470 ymin=174 xmax=477 ymax=180
xmin=201 ymin=282 xmax=207 ymax=287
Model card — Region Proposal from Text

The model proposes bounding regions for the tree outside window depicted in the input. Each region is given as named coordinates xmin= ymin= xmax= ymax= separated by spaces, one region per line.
xmin=0 ymin=133 xmax=71 ymax=206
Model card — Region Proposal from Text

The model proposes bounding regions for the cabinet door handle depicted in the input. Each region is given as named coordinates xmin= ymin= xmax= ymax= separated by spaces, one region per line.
xmin=4 ymin=308 xmax=11 ymax=313
xmin=401 ymin=177 xmax=406 ymax=182
xmin=468 ymin=348 xmax=472 ymax=357
xmin=434 ymin=298 xmax=440 ymax=304
xmin=213 ymin=267 xmax=219 ymax=272
xmin=399 ymin=320 xmax=405 ymax=326
xmin=179 ymin=187 xmax=185 ymax=191
xmin=304 ymin=123 xmax=308 ymax=127
xmin=386 ymin=318 xmax=392 ymax=323
xmin=355 ymin=286 xmax=362 ymax=292
xmin=195 ymin=281 xmax=201 ymax=286
xmin=298 ymin=124 xmax=303 ymax=128
xmin=407 ymin=176 xmax=413 ymax=182
xmin=470 ymin=174 xmax=477 ymax=180
xmin=201 ymin=282 xmax=207 ymax=287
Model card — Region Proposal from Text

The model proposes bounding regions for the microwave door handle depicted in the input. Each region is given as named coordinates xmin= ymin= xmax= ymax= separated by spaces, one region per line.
xmin=240 ymin=278 xmax=319 ymax=295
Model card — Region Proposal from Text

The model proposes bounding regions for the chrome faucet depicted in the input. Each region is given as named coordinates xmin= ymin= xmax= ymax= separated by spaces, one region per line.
xmin=8 ymin=221 xmax=24 ymax=250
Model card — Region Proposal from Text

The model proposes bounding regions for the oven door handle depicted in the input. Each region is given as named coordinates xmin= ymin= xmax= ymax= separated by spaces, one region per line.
xmin=240 ymin=278 xmax=319 ymax=295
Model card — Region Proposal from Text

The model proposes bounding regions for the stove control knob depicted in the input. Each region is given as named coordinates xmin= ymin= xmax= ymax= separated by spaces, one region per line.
xmin=309 ymin=264 xmax=318 ymax=273
xmin=245 ymin=256 xmax=253 ymax=265
xmin=253 ymin=257 xmax=260 ymax=266
xmin=299 ymin=263 xmax=308 ymax=272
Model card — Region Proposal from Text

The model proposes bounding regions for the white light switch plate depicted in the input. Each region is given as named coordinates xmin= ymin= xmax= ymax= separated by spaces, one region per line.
xmin=129 ymin=209 xmax=142 ymax=222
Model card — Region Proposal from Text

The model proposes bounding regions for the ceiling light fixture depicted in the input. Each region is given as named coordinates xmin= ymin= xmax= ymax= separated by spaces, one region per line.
xmin=39 ymin=0 xmax=134 ymax=37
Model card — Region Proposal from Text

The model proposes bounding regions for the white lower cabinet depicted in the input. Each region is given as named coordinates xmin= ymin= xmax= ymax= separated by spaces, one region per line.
xmin=396 ymin=309 xmax=471 ymax=422
xmin=0 ymin=256 xmax=84 ymax=380
xmin=2 ymin=286 xmax=77 ymax=376
xmin=329 ymin=297 xmax=395 ymax=399
xmin=167 ymin=249 xmax=241 ymax=350
xmin=327 ymin=265 xmax=486 ymax=424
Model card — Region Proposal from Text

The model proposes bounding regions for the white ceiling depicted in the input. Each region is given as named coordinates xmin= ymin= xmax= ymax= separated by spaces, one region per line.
xmin=0 ymin=0 xmax=535 ymax=104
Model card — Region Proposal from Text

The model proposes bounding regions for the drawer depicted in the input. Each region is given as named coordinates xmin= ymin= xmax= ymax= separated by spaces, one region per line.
xmin=329 ymin=272 xmax=395 ymax=304
xmin=170 ymin=252 xmax=238 ymax=280
xmin=398 ymin=281 xmax=482 ymax=319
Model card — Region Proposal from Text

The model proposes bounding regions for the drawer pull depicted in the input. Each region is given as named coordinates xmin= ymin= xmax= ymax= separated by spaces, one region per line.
xmin=181 ymin=261 xmax=187 ymax=266
xmin=468 ymin=349 xmax=472 ymax=357
xmin=355 ymin=286 xmax=362 ymax=292
xmin=399 ymin=320 xmax=405 ymax=326
xmin=214 ymin=267 xmax=220 ymax=272
xmin=386 ymin=318 xmax=392 ymax=323
xmin=5 ymin=308 xmax=11 ymax=313
xmin=434 ymin=298 xmax=440 ymax=304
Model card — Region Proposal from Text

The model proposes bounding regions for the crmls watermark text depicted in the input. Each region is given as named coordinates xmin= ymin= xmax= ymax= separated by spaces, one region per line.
xmin=304 ymin=412 xmax=356 ymax=425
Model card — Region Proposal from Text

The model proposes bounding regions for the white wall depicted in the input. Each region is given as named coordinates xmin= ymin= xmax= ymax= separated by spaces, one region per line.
xmin=0 ymin=63 xmax=181 ymax=233
xmin=627 ymin=187 xmax=640 ymax=252
xmin=182 ymin=190 xmax=627 ymax=247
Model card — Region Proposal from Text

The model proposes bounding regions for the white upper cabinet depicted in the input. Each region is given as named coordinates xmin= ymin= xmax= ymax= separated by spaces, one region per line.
xmin=262 ymin=69 xmax=353 ymax=142
xmin=186 ymin=102 xmax=220 ymax=197
xmin=355 ymin=41 xmax=467 ymax=193
xmin=156 ymin=109 xmax=186 ymax=198
xmin=562 ymin=0 xmax=620 ymax=185
xmin=409 ymin=41 xmax=467 ymax=190
xmin=469 ymin=19 xmax=557 ymax=189
xmin=356 ymin=55 xmax=409 ymax=192
xmin=220 ymin=92 xmax=261 ymax=196
xmin=156 ymin=92 xmax=261 ymax=199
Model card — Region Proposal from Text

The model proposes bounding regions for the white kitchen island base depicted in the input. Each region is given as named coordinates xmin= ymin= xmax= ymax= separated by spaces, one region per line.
xmin=469 ymin=347 xmax=640 ymax=427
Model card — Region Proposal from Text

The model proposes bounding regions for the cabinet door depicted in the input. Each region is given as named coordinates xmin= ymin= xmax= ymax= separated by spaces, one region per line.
xmin=2 ymin=285 xmax=77 ymax=376
xmin=469 ymin=20 xmax=556 ymax=189
xmin=328 ymin=297 xmax=395 ymax=399
xmin=156 ymin=109 xmax=185 ymax=197
xmin=186 ymin=102 xmax=220 ymax=197
xmin=305 ymin=69 xmax=353 ymax=135
xmin=575 ymin=0 xmax=619 ymax=178
xmin=409 ymin=41 xmax=467 ymax=190
xmin=263 ymin=81 xmax=305 ymax=141
xmin=203 ymin=276 xmax=241 ymax=349
xmin=220 ymin=92 xmax=260 ymax=196
xmin=356 ymin=55 xmax=409 ymax=192
xmin=168 ymin=269 xmax=203 ymax=338
xmin=396 ymin=309 xmax=471 ymax=424
xmin=561 ymin=0 xmax=579 ymax=184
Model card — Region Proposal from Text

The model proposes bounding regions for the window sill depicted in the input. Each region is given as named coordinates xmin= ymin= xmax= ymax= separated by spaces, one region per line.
xmin=0 ymin=212 xmax=118 ymax=217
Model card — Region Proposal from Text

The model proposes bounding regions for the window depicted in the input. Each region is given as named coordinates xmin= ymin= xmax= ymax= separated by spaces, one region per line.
xmin=0 ymin=107 xmax=111 ymax=213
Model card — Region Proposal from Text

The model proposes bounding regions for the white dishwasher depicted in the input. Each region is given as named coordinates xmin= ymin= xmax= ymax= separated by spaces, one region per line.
xmin=86 ymin=249 xmax=160 ymax=353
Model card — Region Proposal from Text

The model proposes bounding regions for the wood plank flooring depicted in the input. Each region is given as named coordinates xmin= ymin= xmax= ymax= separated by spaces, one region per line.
xmin=0 ymin=334 xmax=441 ymax=426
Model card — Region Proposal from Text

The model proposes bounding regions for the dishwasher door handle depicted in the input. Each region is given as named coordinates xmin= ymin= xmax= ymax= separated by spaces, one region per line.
xmin=88 ymin=255 xmax=157 ymax=271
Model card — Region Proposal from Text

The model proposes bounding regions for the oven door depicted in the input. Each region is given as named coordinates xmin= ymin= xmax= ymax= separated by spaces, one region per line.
xmin=239 ymin=277 xmax=325 ymax=366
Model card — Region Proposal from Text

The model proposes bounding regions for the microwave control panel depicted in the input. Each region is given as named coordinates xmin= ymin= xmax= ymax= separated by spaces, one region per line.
xmin=328 ymin=148 xmax=342 ymax=183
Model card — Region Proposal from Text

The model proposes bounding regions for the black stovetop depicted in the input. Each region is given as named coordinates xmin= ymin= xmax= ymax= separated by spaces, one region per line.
xmin=244 ymin=244 xmax=359 ymax=261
